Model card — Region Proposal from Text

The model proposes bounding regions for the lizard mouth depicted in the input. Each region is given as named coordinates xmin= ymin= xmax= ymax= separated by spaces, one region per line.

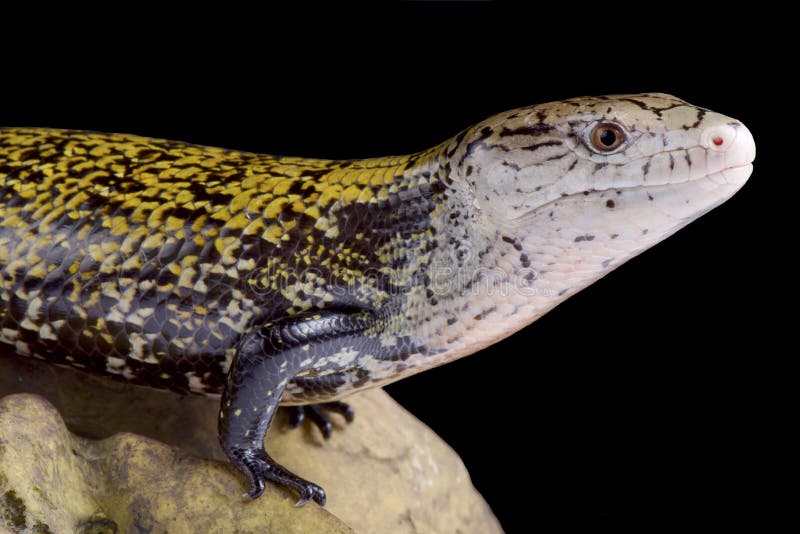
xmin=717 ymin=163 xmax=754 ymax=186
xmin=511 ymin=160 xmax=754 ymax=224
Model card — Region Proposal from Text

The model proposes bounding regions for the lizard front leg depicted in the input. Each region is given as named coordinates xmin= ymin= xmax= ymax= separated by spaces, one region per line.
xmin=219 ymin=309 xmax=375 ymax=506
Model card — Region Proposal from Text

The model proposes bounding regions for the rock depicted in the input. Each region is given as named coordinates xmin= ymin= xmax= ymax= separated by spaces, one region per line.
xmin=0 ymin=353 xmax=503 ymax=533
xmin=0 ymin=394 xmax=352 ymax=533
xmin=0 ymin=393 xmax=353 ymax=534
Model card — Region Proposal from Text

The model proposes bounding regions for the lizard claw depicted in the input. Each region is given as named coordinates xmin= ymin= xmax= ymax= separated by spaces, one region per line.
xmin=284 ymin=401 xmax=355 ymax=438
xmin=246 ymin=478 xmax=265 ymax=499
xmin=295 ymin=484 xmax=326 ymax=507
xmin=284 ymin=405 xmax=305 ymax=430
xmin=231 ymin=448 xmax=327 ymax=506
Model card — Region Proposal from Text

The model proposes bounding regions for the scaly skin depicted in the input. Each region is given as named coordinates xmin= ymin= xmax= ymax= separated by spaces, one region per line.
xmin=0 ymin=93 xmax=755 ymax=504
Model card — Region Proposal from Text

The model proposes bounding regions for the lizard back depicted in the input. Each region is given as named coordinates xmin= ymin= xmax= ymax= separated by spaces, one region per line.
xmin=0 ymin=128 xmax=443 ymax=397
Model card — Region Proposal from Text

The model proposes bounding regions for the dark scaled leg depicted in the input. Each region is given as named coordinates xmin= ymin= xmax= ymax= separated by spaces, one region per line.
xmin=284 ymin=401 xmax=356 ymax=438
xmin=219 ymin=327 xmax=324 ymax=506
xmin=219 ymin=309 xmax=374 ymax=506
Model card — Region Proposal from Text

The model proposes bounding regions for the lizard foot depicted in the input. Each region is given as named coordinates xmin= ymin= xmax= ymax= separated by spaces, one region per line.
xmin=284 ymin=401 xmax=355 ymax=438
xmin=229 ymin=447 xmax=327 ymax=506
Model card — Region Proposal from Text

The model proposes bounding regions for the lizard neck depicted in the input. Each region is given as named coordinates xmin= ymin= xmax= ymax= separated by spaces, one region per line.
xmin=409 ymin=154 xmax=569 ymax=360
xmin=359 ymin=149 xmax=553 ymax=381
xmin=411 ymin=165 xmax=513 ymax=339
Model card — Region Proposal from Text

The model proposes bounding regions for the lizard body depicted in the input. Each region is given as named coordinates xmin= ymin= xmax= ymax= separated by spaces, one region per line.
xmin=0 ymin=94 xmax=755 ymax=504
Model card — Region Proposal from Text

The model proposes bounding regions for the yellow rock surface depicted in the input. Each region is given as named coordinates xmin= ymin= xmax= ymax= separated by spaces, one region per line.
xmin=0 ymin=354 xmax=502 ymax=533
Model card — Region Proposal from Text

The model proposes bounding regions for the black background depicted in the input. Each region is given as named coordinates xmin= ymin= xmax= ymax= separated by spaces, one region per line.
xmin=1 ymin=4 xmax=785 ymax=532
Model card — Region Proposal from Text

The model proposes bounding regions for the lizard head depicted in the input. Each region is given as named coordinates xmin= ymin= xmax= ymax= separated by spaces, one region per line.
xmin=446 ymin=93 xmax=755 ymax=299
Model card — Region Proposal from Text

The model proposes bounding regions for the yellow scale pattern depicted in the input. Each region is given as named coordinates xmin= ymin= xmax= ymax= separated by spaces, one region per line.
xmin=0 ymin=128 xmax=442 ymax=393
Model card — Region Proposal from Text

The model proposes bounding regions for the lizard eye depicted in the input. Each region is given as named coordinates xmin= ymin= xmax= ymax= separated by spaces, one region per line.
xmin=588 ymin=122 xmax=627 ymax=153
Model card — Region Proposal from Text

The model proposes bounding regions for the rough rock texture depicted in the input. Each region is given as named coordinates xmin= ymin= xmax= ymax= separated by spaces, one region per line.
xmin=0 ymin=353 xmax=502 ymax=533
xmin=0 ymin=393 xmax=352 ymax=534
